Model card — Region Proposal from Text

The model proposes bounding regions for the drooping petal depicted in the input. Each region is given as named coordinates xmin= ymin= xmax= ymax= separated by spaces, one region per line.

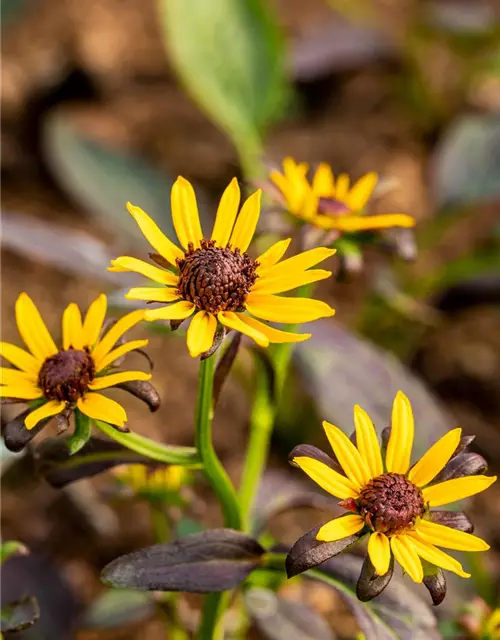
xmin=386 ymin=391 xmax=414 ymax=474
xmin=89 ymin=370 xmax=151 ymax=390
xmin=367 ymin=532 xmax=391 ymax=576
xmin=108 ymin=257 xmax=179 ymax=285
xmin=328 ymin=213 xmax=416 ymax=232
xmin=218 ymin=312 xmax=268 ymax=348
xmin=245 ymin=294 xmax=335 ymax=324
xmin=77 ymin=392 xmax=127 ymax=427
xmin=322 ymin=421 xmax=371 ymax=488
xmin=316 ymin=514 xmax=365 ymax=542
xmin=408 ymin=428 xmax=462 ymax=488
xmin=390 ymin=535 xmax=423 ymax=583
xmin=211 ymin=178 xmax=241 ymax=247
xmin=353 ymin=405 xmax=383 ymax=479
xmin=25 ymin=400 xmax=65 ymax=430
xmin=62 ymin=303 xmax=84 ymax=350
xmin=82 ymin=294 xmax=107 ymax=347
xmin=125 ymin=203 xmax=184 ymax=264
xmin=291 ymin=456 xmax=360 ymax=499
xmin=334 ymin=173 xmax=350 ymax=201
xmin=257 ymin=247 xmax=336 ymax=279
xmin=144 ymin=301 xmax=196 ymax=322
xmin=95 ymin=339 xmax=149 ymax=372
xmin=125 ymin=287 xmax=180 ymax=303
xmin=0 ymin=368 xmax=37 ymax=386
xmin=238 ymin=316 xmax=310 ymax=343
xmin=405 ymin=534 xmax=470 ymax=578
xmin=0 ymin=384 xmax=43 ymax=400
xmin=171 ymin=176 xmax=203 ymax=249
xmin=186 ymin=311 xmax=217 ymax=358
xmin=15 ymin=293 xmax=57 ymax=361
xmin=251 ymin=269 xmax=332 ymax=296
xmin=422 ymin=475 xmax=497 ymax=507
xmin=92 ymin=310 xmax=145 ymax=362
xmin=414 ymin=520 xmax=490 ymax=552
xmin=345 ymin=172 xmax=378 ymax=211
xmin=312 ymin=163 xmax=335 ymax=197
xmin=0 ymin=342 xmax=40 ymax=375
xmin=229 ymin=189 xmax=261 ymax=253
xmin=256 ymin=238 xmax=291 ymax=271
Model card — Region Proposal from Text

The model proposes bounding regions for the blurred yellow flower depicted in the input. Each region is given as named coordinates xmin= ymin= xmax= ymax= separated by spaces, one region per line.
xmin=114 ymin=464 xmax=188 ymax=496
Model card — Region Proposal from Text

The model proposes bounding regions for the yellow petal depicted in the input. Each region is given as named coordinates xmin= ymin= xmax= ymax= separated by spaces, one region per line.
xmin=144 ymin=301 xmax=196 ymax=322
xmin=108 ymin=257 xmax=179 ymax=285
xmin=238 ymin=316 xmax=310 ymax=343
xmin=283 ymin=157 xmax=308 ymax=178
xmin=95 ymin=339 xmax=149 ymax=372
xmin=367 ymin=532 xmax=391 ymax=576
xmin=125 ymin=287 xmax=180 ymax=303
xmin=256 ymin=238 xmax=292 ymax=271
xmin=422 ymin=475 xmax=497 ymax=507
xmin=322 ymin=420 xmax=370 ymax=488
xmin=229 ymin=189 xmax=261 ymax=253
xmin=171 ymin=176 xmax=203 ymax=249
xmin=292 ymin=456 xmax=359 ymax=499
xmin=345 ymin=172 xmax=378 ymax=211
xmin=251 ymin=269 xmax=332 ymax=296
xmin=211 ymin=178 xmax=241 ymax=247
xmin=353 ymin=405 xmax=383 ymax=479
xmin=0 ymin=384 xmax=42 ymax=400
xmin=15 ymin=293 xmax=57 ymax=361
xmin=245 ymin=294 xmax=335 ymax=324
xmin=0 ymin=342 xmax=40 ymax=375
xmin=125 ymin=202 xmax=184 ymax=264
xmin=186 ymin=311 xmax=217 ymax=358
xmin=218 ymin=311 xmax=269 ymax=348
xmin=325 ymin=213 xmax=416 ymax=232
xmin=25 ymin=400 xmax=65 ymax=430
xmin=92 ymin=310 xmax=145 ymax=363
xmin=408 ymin=428 xmax=462 ymax=488
xmin=312 ymin=163 xmax=335 ymax=197
xmin=390 ymin=535 xmax=423 ymax=583
xmin=414 ymin=520 xmax=490 ymax=552
xmin=77 ymin=392 xmax=127 ymax=427
xmin=90 ymin=370 xmax=151 ymax=390
xmin=1 ymin=368 xmax=37 ymax=386
xmin=82 ymin=294 xmax=107 ymax=347
xmin=316 ymin=515 xmax=365 ymax=542
xmin=386 ymin=391 xmax=414 ymax=474
xmin=258 ymin=247 xmax=336 ymax=279
xmin=269 ymin=170 xmax=293 ymax=204
xmin=334 ymin=173 xmax=350 ymax=201
xmin=62 ymin=303 xmax=84 ymax=350
xmin=405 ymin=534 xmax=470 ymax=578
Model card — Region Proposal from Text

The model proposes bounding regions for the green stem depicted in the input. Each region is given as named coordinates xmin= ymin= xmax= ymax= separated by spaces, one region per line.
xmin=197 ymin=592 xmax=232 ymax=640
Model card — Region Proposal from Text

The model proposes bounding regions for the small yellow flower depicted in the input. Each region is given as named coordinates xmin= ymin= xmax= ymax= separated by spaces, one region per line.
xmin=287 ymin=391 xmax=496 ymax=602
xmin=269 ymin=157 xmax=415 ymax=233
xmin=486 ymin=609 xmax=500 ymax=639
xmin=109 ymin=176 xmax=336 ymax=357
xmin=114 ymin=464 xmax=188 ymax=497
xmin=0 ymin=293 xmax=152 ymax=430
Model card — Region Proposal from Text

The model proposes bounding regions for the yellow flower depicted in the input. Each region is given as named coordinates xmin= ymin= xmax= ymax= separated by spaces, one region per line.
xmin=114 ymin=464 xmax=188 ymax=497
xmin=109 ymin=176 xmax=336 ymax=357
xmin=0 ymin=293 xmax=152 ymax=430
xmin=269 ymin=157 xmax=415 ymax=233
xmin=287 ymin=391 xmax=496 ymax=602
xmin=486 ymin=608 xmax=500 ymax=639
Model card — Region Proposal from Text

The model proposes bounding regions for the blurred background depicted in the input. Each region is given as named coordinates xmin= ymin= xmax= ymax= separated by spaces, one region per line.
xmin=2 ymin=0 xmax=500 ymax=637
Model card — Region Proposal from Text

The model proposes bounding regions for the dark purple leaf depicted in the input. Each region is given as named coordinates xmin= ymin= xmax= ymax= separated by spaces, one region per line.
xmin=430 ymin=510 xmax=474 ymax=533
xmin=356 ymin=555 xmax=394 ymax=602
xmin=289 ymin=443 xmax=344 ymax=475
xmin=117 ymin=380 xmax=161 ymax=413
xmin=433 ymin=452 xmax=488 ymax=483
xmin=423 ymin=569 xmax=446 ymax=607
xmin=3 ymin=408 xmax=49 ymax=452
xmin=213 ymin=332 xmax=240 ymax=408
xmin=1 ymin=597 xmax=39 ymax=633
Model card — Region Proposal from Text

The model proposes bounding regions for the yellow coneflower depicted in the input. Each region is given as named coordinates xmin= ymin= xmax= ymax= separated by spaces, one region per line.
xmin=0 ymin=293 xmax=152 ymax=430
xmin=114 ymin=464 xmax=188 ymax=497
xmin=287 ymin=391 xmax=496 ymax=602
xmin=269 ymin=157 xmax=415 ymax=233
xmin=109 ymin=176 xmax=336 ymax=358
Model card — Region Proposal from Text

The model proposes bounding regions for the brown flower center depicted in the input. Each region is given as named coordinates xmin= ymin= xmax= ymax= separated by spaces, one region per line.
xmin=176 ymin=240 xmax=258 ymax=314
xmin=358 ymin=473 xmax=425 ymax=535
xmin=38 ymin=348 xmax=95 ymax=403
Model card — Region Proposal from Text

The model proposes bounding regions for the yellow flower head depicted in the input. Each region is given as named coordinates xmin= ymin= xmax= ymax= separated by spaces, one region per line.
xmin=114 ymin=463 xmax=189 ymax=498
xmin=269 ymin=157 xmax=415 ymax=233
xmin=1 ymin=293 xmax=153 ymax=432
xmin=287 ymin=391 xmax=496 ymax=603
xmin=109 ymin=177 xmax=336 ymax=358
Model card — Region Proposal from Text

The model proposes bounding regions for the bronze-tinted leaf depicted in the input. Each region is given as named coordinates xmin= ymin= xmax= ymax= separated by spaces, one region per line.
xmin=213 ymin=332 xmax=240 ymax=407
xmin=423 ymin=569 xmax=446 ymax=607
xmin=356 ymin=554 xmax=394 ymax=602
xmin=429 ymin=510 xmax=474 ymax=533
xmin=117 ymin=380 xmax=161 ymax=413
xmin=1 ymin=597 xmax=39 ymax=633
xmin=3 ymin=408 xmax=49 ymax=452
xmin=433 ymin=452 xmax=487 ymax=483
xmin=288 ymin=444 xmax=343 ymax=475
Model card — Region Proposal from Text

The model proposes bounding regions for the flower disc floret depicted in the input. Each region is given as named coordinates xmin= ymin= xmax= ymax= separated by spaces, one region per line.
xmin=38 ymin=348 xmax=95 ymax=403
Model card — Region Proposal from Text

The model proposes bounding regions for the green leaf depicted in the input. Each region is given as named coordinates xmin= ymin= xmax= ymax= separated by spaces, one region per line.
xmin=67 ymin=410 xmax=92 ymax=455
xmin=1 ymin=541 xmax=28 ymax=565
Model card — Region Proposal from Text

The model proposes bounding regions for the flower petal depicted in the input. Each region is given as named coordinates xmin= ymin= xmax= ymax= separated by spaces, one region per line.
xmin=15 ymin=293 xmax=57 ymax=361
xmin=408 ymin=428 xmax=462 ymax=488
xmin=258 ymin=247 xmax=336 ymax=279
xmin=89 ymin=370 xmax=151 ymax=390
xmin=171 ymin=176 xmax=203 ymax=249
xmin=211 ymin=178 xmax=241 ymax=247
xmin=322 ymin=420 xmax=371 ymax=488
xmin=0 ymin=342 xmax=40 ymax=375
xmin=62 ymin=303 xmax=84 ymax=350
xmin=386 ymin=391 xmax=414 ymax=474
xmin=345 ymin=172 xmax=378 ymax=211
xmin=25 ymin=400 xmax=65 ymax=430
xmin=144 ymin=301 xmax=196 ymax=322
xmin=390 ymin=535 xmax=423 ymax=583
xmin=414 ymin=520 xmax=490 ymax=552
xmin=95 ymin=339 xmax=149 ymax=372
xmin=1 ymin=368 xmax=37 ymax=386
xmin=218 ymin=312 xmax=269 ymax=348
xmin=354 ymin=405 xmax=383 ymax=479
xmin=245 ymin=294 xmax=335 ymax=324
xmin=422 ymin=475 xmax=497 ymax=507
xmin=229 ymin=189 xmax=261 ymax=252
xmin=82 ymin=294 xmax=107 ymax=347
xmin=316 ymin=514 xmax=365 ymax=542
xmin=125 ymin=203 xmax=184 ymax=264
xmin=291 ymin=455 xmax=359 ymax=499
xmin=326 ymin=213 xmax=416 ymax=232
xmin=125 ymin=287 xmax=180 ymax=303
xmin=256 ymin=238 xmax=291 ymax=270
xmin=0 ymin=384 xmax=42 ymax=400
xmin=367 ymin=532 xmax=391 ymax=576
xmin=405 ymin=534 xmax=470 ymax=578
xmin=334 ymin=173 xmax=350 ymax=201
xmin=252 ymin=269 xmax=332 ymax=296
xmin=77 ymin=392 xmax=127 ymax=427
xmin=92 ymin=310 xmax=145 ymax=362
xmin=239 ymin=316 xmax=310 ymax=343
xmin=108 ymin=257 xmax=179 ymax=285
xmin=186 ymin=311 xmax=217 ymax=358
xmin=312 ymin=163 xmax=335 ymax=196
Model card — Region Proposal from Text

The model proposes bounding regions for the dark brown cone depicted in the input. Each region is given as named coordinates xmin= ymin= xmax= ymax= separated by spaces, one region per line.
xmin=356 ymin=553 xmax=394 ymax=602
xmin=433 ymin=452 xmax=487 ymax=483
xmin=423 ymin=569 xmax=446 ymax=606
xmin=429 ymin=511 xmax=474 ymax=533
xmin=4 ymin=409 xmax=51 ymax=452
xmin=117 ymin=380 xmax=160 ymax=412
xmin=38 ymin=348 xmax=95 ymax=402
